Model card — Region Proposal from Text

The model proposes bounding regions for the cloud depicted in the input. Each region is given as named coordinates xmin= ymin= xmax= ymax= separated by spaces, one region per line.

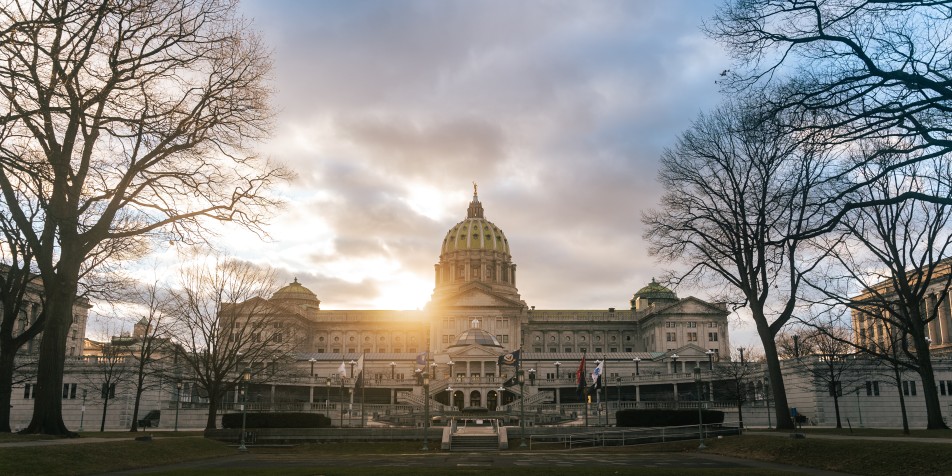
xmin=222 ymin=0 xmax=731 ymax=317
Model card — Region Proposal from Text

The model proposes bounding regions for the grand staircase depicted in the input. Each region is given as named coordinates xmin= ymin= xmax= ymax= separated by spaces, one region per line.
xmin=449 ymin=434 xmax=499 ymax=452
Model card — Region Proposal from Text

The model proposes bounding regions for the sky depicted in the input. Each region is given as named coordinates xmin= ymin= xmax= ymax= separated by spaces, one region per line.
xmin=133 ymin=1 xmax=761 ymax=347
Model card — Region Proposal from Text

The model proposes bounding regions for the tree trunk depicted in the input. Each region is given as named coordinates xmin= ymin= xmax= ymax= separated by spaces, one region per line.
xmin=20 ymin=275 xmax=75 ymax=436
xmin=894 ymin=367 xmax=910 ymax=434
xmin=205 ymin=396 xmax=219 ymax=430
xmin=0 ymin=348 xmax=16 ymax=432
xmin=130 ymin=386 xmax=144 ymax=432
xmin=758 ymin=323 xmax=795 ymax=430
xmin=915 ymin=349 xmax=948 ymax=429
xmin=100 ymin=394 xmax=110 ymax=432
xmin=832 ymin=393 xmax=842 ymax=428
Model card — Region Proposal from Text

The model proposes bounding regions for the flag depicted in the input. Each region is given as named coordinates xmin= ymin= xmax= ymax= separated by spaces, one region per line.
xmin=502 ymin=374 xmax=518 ymax=388
xmin=354 ymin=354 xmax=365 ymax=390
xmin=497 ymin=350 xmax=521 ymax=368
xmin=416 ymin=351 xmax=428 ymax=366
xmin=576 ymin=353 xmax=587 ymax=399
xmin=591 ymin=360 xmax=604 ymax=391
xmin=337 ymin=361 xmax=347 ymax=379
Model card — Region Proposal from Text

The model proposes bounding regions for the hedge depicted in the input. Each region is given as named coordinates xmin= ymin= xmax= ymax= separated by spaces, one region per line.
xmin=221 ymin=412 xmax=332 ymax=429
xmin=616 ymin=409 xmax=724 ymax=427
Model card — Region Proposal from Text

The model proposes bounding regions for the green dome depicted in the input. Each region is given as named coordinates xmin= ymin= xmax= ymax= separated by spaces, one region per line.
xmin=440 ymin=190 xmax=510 ymax=255
xmin=633 ymin=279 xmax=677 ymax=300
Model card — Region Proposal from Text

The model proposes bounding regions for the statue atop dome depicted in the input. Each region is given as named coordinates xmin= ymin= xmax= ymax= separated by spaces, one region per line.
xmin=471 ymin=318 xmax=480 ymax=329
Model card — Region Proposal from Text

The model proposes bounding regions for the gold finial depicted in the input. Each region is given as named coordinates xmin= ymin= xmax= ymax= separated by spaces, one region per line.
xmin=473 ymin=181 xmax=478 ymax=196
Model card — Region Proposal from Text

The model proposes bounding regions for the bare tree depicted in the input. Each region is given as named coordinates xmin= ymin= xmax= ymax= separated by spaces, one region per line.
xmin=171 ymin=256 xmax=301 ymax=430
xmin=790 ymin=314 xmax=860 ymax=429
xmin=0 ymin=209 xmax=43 ymax=432
xmin=119 ymin=280 xmax=178 ymax=432
xmin=709 ymin=1 xmax=952 ymax=218
xmin=775 ymin=328 xmax=818 ymax=361
xmin=0 ymin=0 xmax=291 ymax=435
xmin=806 ymin=152 xmax=952 ymax=429
xmin=643 ymin=95 xmax=836 ymax=430
xmin=86 ymin=335 xmax=133 ymax=432
xmin=714 ymin=345 xmax=762 ymax=431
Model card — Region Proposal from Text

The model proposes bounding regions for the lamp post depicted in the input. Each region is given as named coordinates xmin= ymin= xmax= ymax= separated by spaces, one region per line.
xmin=349 ymin=359 xmax=356 ymax=378
xmin=448 ymin=360 xmax=454 ymax=382
xmin=309 ymin=358 xmax=316 ymax=377
xmin=390 ymin=361 xmax=396 ymax=380
xmin=554 ymin=361 xmax=561 ymax=380
xmin=422 ymin=371 xmax=430 ymax=451
xmin=174 ymin=380 xmax=183 ymax=431
xmin=518 ymin=369 xmax=527 ymax=447
xmin=80 ymin=389 xmax=87 ymax=431
xmin=446 ymin=385 xmax=454 ymax=411
xmin=671 ymin=354 xmax=679 ymax=374
xmin=694 ymin=365 xmax=706 ymax=449
xmin=326 ymin=379 xmax=331 ymax=410
xmin=238 ymin=367 xmax=251 ymax=452
xmin=633 ymin=357 xmax=640 ymax=376
xmin=528 ymin=368 xmax=536 ymax=385
xmin=705 ymin=349 xmax=715 ymax=371
xmin=339 ymin=377 xmax=344 ymax=428
xmin=764 ymin=376 xmax=772 ymax=429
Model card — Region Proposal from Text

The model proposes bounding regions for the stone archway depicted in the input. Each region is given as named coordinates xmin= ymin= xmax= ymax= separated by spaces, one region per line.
xmin=470 ymin=390 xmax=482 ymax=407
xmin=487 ymin=390 xmax=498 ymax=410
xmin=452 ymin=390 xmax=464 ymax=409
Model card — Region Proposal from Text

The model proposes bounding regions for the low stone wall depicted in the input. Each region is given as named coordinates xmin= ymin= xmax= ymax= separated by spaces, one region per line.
xmin=205 ymin=427 xmax=443 ymax=444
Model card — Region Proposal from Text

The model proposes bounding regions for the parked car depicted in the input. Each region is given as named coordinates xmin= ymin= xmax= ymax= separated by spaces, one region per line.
xmin=137 ymin=410 xmax=161 ymax=429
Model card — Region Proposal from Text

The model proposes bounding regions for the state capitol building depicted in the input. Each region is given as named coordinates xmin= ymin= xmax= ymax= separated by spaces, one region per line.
xmin=250 ymin=189 xmax=732 ymax=411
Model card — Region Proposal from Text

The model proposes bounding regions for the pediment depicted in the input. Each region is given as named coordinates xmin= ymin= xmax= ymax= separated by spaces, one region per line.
xmin=653 ymin=296 xmax=727 ymax=317
xmin=430 ymin=282 xmax=525 ymax=309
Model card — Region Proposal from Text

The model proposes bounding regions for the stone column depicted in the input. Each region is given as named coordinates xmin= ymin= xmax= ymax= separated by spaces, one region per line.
xmin=635 ymin=385 xmax=640 ymax=402
xmin=928 ymin=293 xmax=939 ymax=344
xmin=941 ymin=292 xmax=952 ymax=345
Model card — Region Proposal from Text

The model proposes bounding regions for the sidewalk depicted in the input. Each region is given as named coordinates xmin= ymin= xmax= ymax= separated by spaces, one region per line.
xmin=745 ymin=429 xmax=952 ymax=444
xmin=0 ymin=433 xmax=204 ymax=448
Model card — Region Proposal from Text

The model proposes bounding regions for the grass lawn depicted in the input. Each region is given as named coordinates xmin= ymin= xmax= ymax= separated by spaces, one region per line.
xmin=0 ymin=437 xmax=232 ymax=476
xmin=699 ymin=433 xmax=952 ymax=475
xmin=144 ymin=468 xmax=785 ymax=476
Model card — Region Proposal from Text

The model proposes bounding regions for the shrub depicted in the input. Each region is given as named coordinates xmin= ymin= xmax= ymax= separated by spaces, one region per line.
xmin=221 ymin=412 xmax=332 ymax=429
xmin=616 ymin=409 xmax=724 ymax=427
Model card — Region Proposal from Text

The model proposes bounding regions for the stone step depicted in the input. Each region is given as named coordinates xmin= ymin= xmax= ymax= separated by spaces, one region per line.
xmin=450 ymin=435 xmax=499 ymax=452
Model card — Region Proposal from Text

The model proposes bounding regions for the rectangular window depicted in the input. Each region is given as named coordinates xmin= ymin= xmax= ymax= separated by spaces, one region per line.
xmin=565 ymin=347 xmax=572 ymax=352
xmin=63 ymin=384 xmax=70 ymax=398
xmin=332 ymin=348 xmax=340 ymax=353
xmin=709 ymin=322 xmax=717 ymax=328
xmin=666 ymin=332 xmax=676 ymax=342
xmin=828 ymin=381 xmax=842 ymax=397
xmin=549 ymin=347 xmax=557 ymax=352
xmin=70 ymin=383 xmax=77 ymax=399
xmin=625 ymin=347 xmax=632 ymax=352
xmin=903 ymin=380 xmax=918 ymax=396
xmin=942 ymin=381 xmax=947 ymax=396
xmin=708 ymin=332 xmax=718 ymax=342
xmin=866 ymin=381 xmax=880 ymax=396
xmin=595 ymin=347 xmax=602 ymax=352
xmin=688 ymin=332 xmax=697 ymax=342
xmin=24 ymin=384 xmax=33 ymax=399
xmin=101 ymin=383 xmax=116 ymax=399
xmin=535 ymin=347 xmax=542 ymax=352
xmin=687 ymin=321 xmax=697 ymax=328
xmin=610 ymin=347 xmax=617 ymax=352
xmin=580 ymin=347 xmax=587 ymax=353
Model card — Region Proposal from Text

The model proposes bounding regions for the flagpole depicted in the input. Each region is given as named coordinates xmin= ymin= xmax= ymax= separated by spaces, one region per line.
xmin=360 ymin=353 xmax=366 ymax=428
xmin=603 ymin=356 xmax=607 ymax=427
